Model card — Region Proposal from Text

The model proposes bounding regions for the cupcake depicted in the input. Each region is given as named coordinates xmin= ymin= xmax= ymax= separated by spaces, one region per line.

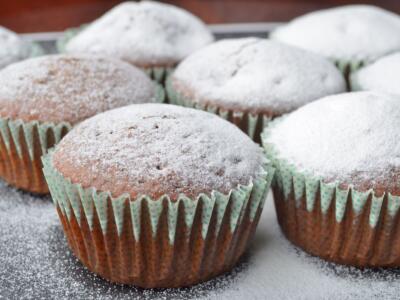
xmin=42 ymin=103 xmax=274 ymax=288
xmin=351 ymin=53 xmax=400 ymax=95
xmin=0 ymin=54 xmax=161 ymax=194
xmin=167 ymin=38 xmax=346 ymax=143
xmin=262 ymin=91 xmax=400 ymax=267
xmin=0 ymin=26 xmax=41 ymax=69
xmin=61 ymin=1 xmax=214 ymax=83
xmin=271 ymin=5 xmax=400 ymax=76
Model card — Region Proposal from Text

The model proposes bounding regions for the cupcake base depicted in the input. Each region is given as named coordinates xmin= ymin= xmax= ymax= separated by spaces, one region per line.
xmin=273 ymin=186 xmax=400 ymax=267
xmin=43 ymin=153 xmax=273 ymax=288
xmin=0 ymin=118 xmax=70 ymax=194
xmin=0 ymin=132 xmax=45 ymax=193
xmin=56 ymin=199 xmax=264 ymax=288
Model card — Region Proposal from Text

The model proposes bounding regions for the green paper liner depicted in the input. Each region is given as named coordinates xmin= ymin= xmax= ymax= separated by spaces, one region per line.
xmin=56 ymin=25 xmax=174 ymax=85
xmin=334 ymin=59 xmax=365 ymax=76
xmin=28 ymin=41 xmax=44 ymax=58
xmin=0 ymin=117 xmax=71 ymax=193
xmin=166 ymin=77 xmax=273 ymax=143
xmin=262 ymin=119 xmax=400 ymax=267
xmin=42 ymin=152 xmax=274 ymax=288
xmin=333 ymin=59 xmax=365 ymax=89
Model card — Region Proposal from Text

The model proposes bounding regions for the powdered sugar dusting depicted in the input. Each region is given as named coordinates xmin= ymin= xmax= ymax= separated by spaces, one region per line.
xmin=53 ymin=104 xmax=265 ymax=199
xmin=172 ymin=38 xmax=345 ymax=114
xmin=0 ymin=26 xmax=30 ymax=69
xmin=0 ymin=54 xmax=157 ymax=124
xmin=65 ymin=1 xmax=214 ymax=67
xmin=351 ymin=53 xmax=400 ymax=95
xmin=267 ymin=91 xmax=400 ymax=188
xmin=1 ymin=187 xmax=400 ymax=299
xmin=272 ymin=5 xmax=400 ymax=63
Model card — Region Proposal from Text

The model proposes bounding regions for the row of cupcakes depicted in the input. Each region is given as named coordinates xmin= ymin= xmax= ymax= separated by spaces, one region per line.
xmin=56 ymin=3 xmax=400 ymax=82
xmin=0 ymin=0 xmax=400 ymax=289
xmin=2 ymin=2 xmax=400 ymax=91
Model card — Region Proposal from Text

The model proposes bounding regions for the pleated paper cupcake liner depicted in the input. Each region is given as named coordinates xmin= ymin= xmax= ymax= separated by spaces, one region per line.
xmin=42 ymin=152 xmax=274 ymax=288
xmin=29 ymin=42 xmax=44 ymax=58
xmin=0 ymin=117 xmax=71 ymax=194
xmin=56 ymin=25 xmax=84 ymax=53
xmin=166 ymin=77 xmax=273 ymax=143
xmin=56 ymin=25 xmax=174 ymax=86
xmin=262 ymin=120 xmax=400 ymax=267
xmin=334 ymin=59 xmax=365 ymax=89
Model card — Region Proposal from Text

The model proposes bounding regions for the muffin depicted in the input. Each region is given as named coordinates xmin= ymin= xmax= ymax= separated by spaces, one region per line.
xmin=271 ymin=5 xmax=400 ymax=76
xmin=42 ymin=103 xmax=274 ymax=288
xmin=167 ymin=38 xmax=346 ymax=142
xmin=351 ymin=53 xmax=400 ymax=95
xmin=0 ymin=54 xmax=161 ymax=194
xmin=61 ymin=1 xmax=214 ymax=83
xmin=262 ymin=91 xmax=400 ymax=267
xmin=0 ymin=26 xmax=41 ymax=69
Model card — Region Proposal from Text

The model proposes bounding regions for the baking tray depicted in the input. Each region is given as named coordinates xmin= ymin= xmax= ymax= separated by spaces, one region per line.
xmin=1 ymin=23 xmax=400 ymax=300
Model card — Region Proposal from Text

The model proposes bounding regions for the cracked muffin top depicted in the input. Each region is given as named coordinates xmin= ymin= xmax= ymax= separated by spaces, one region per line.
xmin=52 ymin=103 xmax=266 ymax=200
xmin=0 ymin=54 xmax=158 ymax=125
xmin=169 ymin=38 xmax=346 ymax=115
xmin=65 ymin=1 xmax=214 ymax=68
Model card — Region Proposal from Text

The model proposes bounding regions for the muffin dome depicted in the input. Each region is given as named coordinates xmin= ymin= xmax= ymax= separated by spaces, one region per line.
xmin=65 ymin=1 xmax=214 ymax=68
xmin=170 ymin=38 xmax=346 ymax=115
xmin=351 ymin=53 xmax=400 ymax=95
xmin=266 ymin=91 xmax=400 ymax=192
xmin=0 ymin=26 xmax=30 ymax=69
xmin=271 ymin=5 xmax=400 ymax=64
xmin=52 ymin=104 xmax=265 ymax=200
xmin=0 ymin=54 xmax=158 ymax=124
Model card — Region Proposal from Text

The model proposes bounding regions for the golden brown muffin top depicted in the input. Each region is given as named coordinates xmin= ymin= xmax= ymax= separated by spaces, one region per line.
xmin=0 ymin=54 xmax=157 ymax=125
xmin=53 ymin=104 xmax=265 ymax=200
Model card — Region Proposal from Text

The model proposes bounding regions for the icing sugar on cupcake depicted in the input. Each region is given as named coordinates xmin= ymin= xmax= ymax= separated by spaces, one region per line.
xmin=351 ymin=53 xmax=400 ymax=95
xmin=65 ymin=1 xmax=214 ymax=69
xmin=53 ymin=103 xmax=266 ymax=199
xmin=271 ymin=5 xmax=400 ymax=65
xmin=0 ymin=26 xmax=30 ymax=69
xmin=267 ymin=91 xmax=400 ymax=192
xmin=0 ymin=54 xmax=158 ymax=124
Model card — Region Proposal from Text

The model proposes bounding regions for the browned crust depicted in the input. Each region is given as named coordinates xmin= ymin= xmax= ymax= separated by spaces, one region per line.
xmin=273 ymin=185 xmax=400 ymax=267
xmin=56 ymin=196 xmax=264 ymax=288
xmin=0 ymin=123 xmax=69 ymax=194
